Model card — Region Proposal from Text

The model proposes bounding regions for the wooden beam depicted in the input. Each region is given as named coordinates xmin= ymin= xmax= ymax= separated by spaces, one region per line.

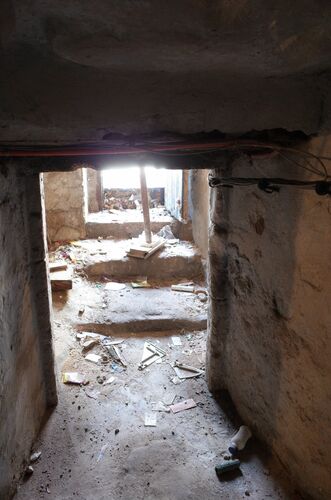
xmin=139 ymin=166 xmax=152 ymax=244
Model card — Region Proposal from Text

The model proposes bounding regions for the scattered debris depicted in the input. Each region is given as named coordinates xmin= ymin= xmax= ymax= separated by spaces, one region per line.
xmin=85 ymin=353 xmax=101 ymax=364
xmin=97 ymin=443 xmax=108 ymax=463
xmin=162 ymin=392 xmax=177 ymax=406
xmin=127 ymin=234 xmax=165 ymax=259
xmin=171 ymin=336 xmax=182 ymax=346
xmin=170 ymin=398 xmax=197 ymax=414
xmin=85 ymin=389 xmax=100 ymax=400
xmin=139 ymin=341 xmax=166 ymax=370
xmin=105 ymin=282 xmax=126 ymax=291
xmin=81 ymin=338 xmax=100 ymax=353
xmin=215 ymin=459 xmax=241 ymax=477
xmin=171 ymin=284 xmax=195 ymax=293
xmin=104 ymin=344 xmax=127 ymax=367
xmin=24 ymin=465 xmax=34 ymax=478
xmin=170 ymin=376 xmax=181 ymax=385
xmin=78 ymin=305 xmax=85 ymax=316
xmin=229 ymin=426 xmax=252 ymax=454
xmin=50 ymin=270 xmax=73 ymax=291
xmin=173 ymin=361 xmax=204 ymax=379
xmin=76 ymin=331 xmax=104 ymax=341
xmin=195 ymin=290 xmax=208 ymax=302
xmin=103 ymin=376 xmax=115 ymax=386
xmin=102 ymin=338 xmax=124 ymax=346
xmin=30 ymin=451 xmax=41 ymax=463
xmin=144 ymin=413 xmax=157 ymax=426
xmin=131 ymin=278 xmax=151 ymax=288
xmin=62 ymin=372 xmax=88 ymax=385
xmin=48 ymin=261 xmax=68 ymax=273
xmin=157 ymin=225 xmax=176 ymax=240
xmin=152 ymin=401 xmax=170 ymax=412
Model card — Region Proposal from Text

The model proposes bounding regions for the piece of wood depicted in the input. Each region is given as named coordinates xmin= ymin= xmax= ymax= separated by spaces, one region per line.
xmin=127 ymin=239 xmax=165 ymax=259
xmin=49 ymin=261 xmax=68 ymax=272
xmin=50 ymin=270 xmax=72 ymax=291
xmin=171 ymin=284 xmax=195 ymax=293
xmin=169 ymin=398 xmax=197 ymax=414
xmin=139 ymin=166 xmax=152 ymax=244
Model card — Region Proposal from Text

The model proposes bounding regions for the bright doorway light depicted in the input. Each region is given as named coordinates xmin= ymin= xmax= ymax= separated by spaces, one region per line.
xmin=102 ymin=166 xmax=167 ymax=189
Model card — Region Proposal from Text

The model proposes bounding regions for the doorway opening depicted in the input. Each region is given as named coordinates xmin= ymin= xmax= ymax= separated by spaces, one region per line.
xmin=16 ymin=165 xmax=294 ymax=498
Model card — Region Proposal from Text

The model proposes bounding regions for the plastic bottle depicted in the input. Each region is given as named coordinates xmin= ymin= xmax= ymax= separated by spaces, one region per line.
xmin=228 ymin=425 xmax=252 ymax=455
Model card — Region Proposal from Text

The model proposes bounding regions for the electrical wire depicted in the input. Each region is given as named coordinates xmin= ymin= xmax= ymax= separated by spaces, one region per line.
xmin=0 ymin=138 xmax=330 ymax=179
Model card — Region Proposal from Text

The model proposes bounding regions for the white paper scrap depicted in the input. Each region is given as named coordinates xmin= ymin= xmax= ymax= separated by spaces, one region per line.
xmin=144 ymin=413 xmax=157 ymax=426
xmin=105 ymin=282 xmax=126 ymax=291
xmin=171 ymin=336 xmax=182 ymax=346
xmin=85 ymin=353 xmax=101 ymax=364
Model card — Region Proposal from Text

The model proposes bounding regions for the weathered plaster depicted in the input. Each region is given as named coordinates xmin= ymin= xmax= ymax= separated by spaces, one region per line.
xmin=44 ymin=170 xmax=87 ymax=242
xmin=207 ymin=140 xmax=331 ymax=499
xmin=0 ymin=166 xmax=56 ymax=499
xmin=189 ymin=170 xmax=210 ymax=259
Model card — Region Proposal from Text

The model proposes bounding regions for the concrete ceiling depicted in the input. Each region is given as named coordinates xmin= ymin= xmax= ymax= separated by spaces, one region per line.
xmin=1 ymin=0 xmax=331 ymax=143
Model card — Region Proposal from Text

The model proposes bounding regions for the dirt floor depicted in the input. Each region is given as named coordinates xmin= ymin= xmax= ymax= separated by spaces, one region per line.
xmin=15 ymin=237 xmax=300 ymax=500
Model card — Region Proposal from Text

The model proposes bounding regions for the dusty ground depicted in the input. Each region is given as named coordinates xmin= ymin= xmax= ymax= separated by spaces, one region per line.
xmin=15 ymin=236 xmax=300 ymax=499
xmin=16 ymin=301 xmax=299 ymax=499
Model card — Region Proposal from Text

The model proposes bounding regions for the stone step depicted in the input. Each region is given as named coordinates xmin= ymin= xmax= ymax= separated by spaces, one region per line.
xmin=86 ymin=209 xmax=173 ymax=239
xmin=76 ymin=239 xmax=203 ymax=280
xmin=80 ymin=286 xmax=207 ymax=334
xmin=52 ymin=277 xmax=207 ymax=335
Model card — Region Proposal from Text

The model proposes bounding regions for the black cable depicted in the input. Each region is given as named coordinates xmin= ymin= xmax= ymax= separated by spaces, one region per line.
xmin=209 ymin=174 xmax=331 ymax=196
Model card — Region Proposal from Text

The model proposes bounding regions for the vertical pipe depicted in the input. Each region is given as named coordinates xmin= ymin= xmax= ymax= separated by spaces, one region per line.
xmin=139 ymin=166 xmax=152 ymax=244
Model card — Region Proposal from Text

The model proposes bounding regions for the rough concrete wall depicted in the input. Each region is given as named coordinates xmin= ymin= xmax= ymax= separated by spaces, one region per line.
xmin=0 ymin=166 xmax=57 ymax=499
xmin=189 ymin=170 xmax=210 ymax=259
xmin=207 ymin=141 xmax=331 ymax=499
xmin=44 ymin=169 xmax=87 ymax=241
xmin=86 ymin=168 xmax=101 ymax=213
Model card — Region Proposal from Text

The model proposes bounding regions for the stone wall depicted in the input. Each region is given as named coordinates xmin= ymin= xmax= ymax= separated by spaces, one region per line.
xmin=0 ymin=166 xmax=57 ymax=499
xmin=207 ymin=139 xmax=331 ymax=499
xmin=189 ymin=170 xmax=210 ymax=259
xmin=86 ymin=168 xmax=101 ymax=213
xmin=44 ymin=169 xmax=87 ymax=242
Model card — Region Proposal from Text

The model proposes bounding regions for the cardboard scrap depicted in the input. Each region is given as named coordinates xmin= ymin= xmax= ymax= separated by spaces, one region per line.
xmin=131 ymin=279 xmax=151 ymax=288
xmin=170 ymin=398 xmax=197 ymax=414
xmin=62 ymin=372 xmax=87 ymax=385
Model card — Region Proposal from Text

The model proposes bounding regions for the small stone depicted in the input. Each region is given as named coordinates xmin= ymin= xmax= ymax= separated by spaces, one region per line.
xmin=115 ymin=429 xmax=120 ymax=435
xmin=223 ymin=454 xmax=231 ymax=460
xmin=25 ymin=465 xmax=34 ymax=477
xmin=30 ymin=451 xmax=42 ymax=463
xmin=245 ymin=491 xmax=250 ymax=496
